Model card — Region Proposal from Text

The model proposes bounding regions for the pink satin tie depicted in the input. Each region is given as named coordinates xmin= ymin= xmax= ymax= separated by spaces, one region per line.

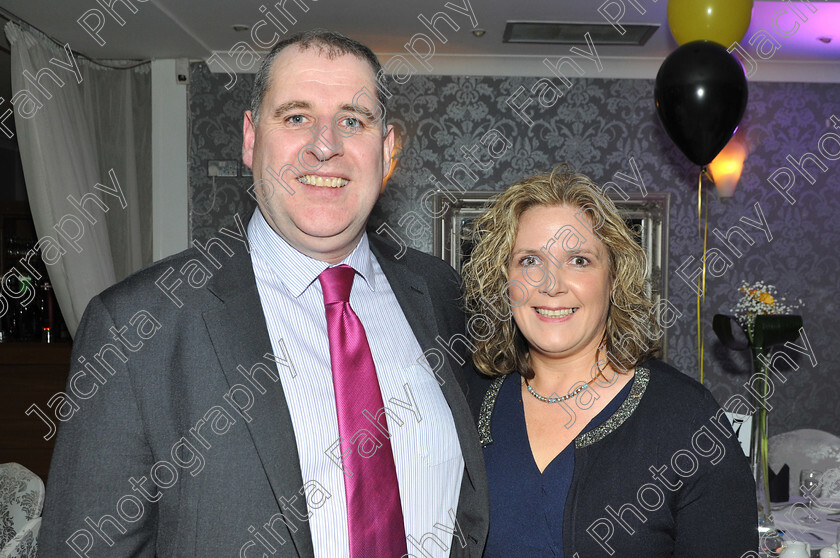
xmin=319 ymin=265 xmax=407 ymax=558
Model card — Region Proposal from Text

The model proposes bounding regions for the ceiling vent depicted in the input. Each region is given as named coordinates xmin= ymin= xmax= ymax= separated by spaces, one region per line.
xmin=503 ymin=21 xmax=659 ymax=46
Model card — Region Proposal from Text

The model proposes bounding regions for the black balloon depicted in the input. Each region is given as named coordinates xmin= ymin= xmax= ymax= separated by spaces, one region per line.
xmin=654 ymin=40 xmax=748 ymax=166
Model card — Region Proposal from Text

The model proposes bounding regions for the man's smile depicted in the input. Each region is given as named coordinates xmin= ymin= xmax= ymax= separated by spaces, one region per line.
xmin=297 ymin=174 xmax=349 ymax=188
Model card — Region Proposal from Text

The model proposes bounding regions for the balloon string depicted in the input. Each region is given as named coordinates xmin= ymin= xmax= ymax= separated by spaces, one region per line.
xmin=697 ymin=170 xmax=708 ymax=386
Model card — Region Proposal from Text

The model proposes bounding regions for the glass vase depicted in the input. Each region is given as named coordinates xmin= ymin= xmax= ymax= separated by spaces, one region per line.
xmin=714 ymin=313 xmax=803 ymax=555
xmin=751 ymin=347 xmax=782 ymax=556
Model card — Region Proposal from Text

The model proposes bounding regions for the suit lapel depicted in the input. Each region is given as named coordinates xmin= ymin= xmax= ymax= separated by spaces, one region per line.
xmin=202 ymin=247 xmax=315 ymax=558
xmin=369 ymin=239 xmax=487 ymax=529
xmin=369 ymin=240 xmax=469 ymax=393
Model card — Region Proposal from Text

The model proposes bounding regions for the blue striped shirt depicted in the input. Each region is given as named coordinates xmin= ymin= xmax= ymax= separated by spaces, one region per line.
xmin=248 ymin=209 xmax=464 ymax=557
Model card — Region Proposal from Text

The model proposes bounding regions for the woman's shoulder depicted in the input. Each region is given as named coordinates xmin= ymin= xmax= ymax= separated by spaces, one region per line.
xmin=465 ymin=364 xmax=516 ymax=447
xmin=463 ymin=361 xmax=503 ymax=420
xmin=635 ymin=358 xmax=724 ymax=425
xmin=640 ymin=358 xmax=713 ymax=400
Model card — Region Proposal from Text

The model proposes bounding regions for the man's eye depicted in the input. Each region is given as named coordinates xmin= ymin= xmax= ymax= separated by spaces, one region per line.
xmin=341 ymin=117 xmax=361 ymax=129
xmin=286 ymin=115 xmax=307 ymax=125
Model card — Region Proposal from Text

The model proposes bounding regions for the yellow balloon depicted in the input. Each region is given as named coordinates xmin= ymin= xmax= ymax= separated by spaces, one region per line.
xmin=668 ymin=0 xmax=754 ymax=47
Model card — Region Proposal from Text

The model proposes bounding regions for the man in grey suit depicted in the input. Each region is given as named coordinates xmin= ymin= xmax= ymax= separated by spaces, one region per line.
xmin=39 ymin=29 xmax=488 ymax=557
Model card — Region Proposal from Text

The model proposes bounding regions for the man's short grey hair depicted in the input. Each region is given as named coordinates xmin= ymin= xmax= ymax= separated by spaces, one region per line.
xmin=248 ymin=28 xmax=388 ymax=129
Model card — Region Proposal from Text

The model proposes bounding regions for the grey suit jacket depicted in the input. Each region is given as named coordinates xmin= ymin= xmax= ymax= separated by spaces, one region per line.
xmin=38 ymin=231 xmax=489 ymax=557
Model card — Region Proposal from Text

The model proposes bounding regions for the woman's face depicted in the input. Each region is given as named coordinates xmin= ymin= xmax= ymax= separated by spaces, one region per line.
xmin=507 ymin=204 xmax=612 ymax=365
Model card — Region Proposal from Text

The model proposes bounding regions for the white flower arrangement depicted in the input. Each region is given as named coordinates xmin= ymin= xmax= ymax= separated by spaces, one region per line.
xmin=731 ymin=281 xmax=803 ymax=342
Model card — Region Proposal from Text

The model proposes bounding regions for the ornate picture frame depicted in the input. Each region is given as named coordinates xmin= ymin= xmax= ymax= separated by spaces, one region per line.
xmin=432 ymin=191 xmax=671 ymax=356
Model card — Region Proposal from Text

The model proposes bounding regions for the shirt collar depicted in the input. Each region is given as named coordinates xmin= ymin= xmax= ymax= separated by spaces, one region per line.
xmin=247 ymin=208 xmax=377 ymax=298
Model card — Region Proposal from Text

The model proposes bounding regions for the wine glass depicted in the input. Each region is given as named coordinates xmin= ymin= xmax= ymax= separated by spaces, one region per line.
xmin=800 ymin=469 xmax=822 ymax=524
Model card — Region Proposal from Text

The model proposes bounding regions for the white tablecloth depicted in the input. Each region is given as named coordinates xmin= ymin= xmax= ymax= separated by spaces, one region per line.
xmin=772 ymin=496 xmax=840 ymax=550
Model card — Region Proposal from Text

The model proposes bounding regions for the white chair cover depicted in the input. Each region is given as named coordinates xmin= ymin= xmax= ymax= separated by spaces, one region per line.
xmin=768 ymin=428 xmax=840 ymax=497
xmin=0 ymin=463 xmax=44 ymax=549
xmin=0 ymin=518 xmax=41 ymax=558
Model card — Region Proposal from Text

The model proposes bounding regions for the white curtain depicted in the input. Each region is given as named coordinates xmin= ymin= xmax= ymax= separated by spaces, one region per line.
xmin=5 ymin=22 xmax=152 ymax=336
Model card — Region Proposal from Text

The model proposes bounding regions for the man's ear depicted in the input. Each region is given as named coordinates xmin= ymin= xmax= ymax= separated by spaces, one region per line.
xmin=380 ymin=125 xmax=396 ymax=194
xmin=242 ymin=110 xmax=256 ymax=170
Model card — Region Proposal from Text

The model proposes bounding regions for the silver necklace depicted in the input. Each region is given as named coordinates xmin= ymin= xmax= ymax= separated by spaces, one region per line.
xmin=523 ymin=368 xmax=605 ymax=404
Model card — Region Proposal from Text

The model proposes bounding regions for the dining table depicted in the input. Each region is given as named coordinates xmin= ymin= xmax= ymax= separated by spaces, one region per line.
xmin=771 ymin=496 xmax=840 ymax=555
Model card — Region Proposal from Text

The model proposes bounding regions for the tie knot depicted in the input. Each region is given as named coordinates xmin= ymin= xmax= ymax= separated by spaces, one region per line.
xmin=318 ymin=264 xmax=356 ymax=304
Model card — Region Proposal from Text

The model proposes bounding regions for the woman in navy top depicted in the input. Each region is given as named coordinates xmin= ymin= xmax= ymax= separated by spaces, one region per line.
xmin=462 ymin=166 xmax=757 ymax=556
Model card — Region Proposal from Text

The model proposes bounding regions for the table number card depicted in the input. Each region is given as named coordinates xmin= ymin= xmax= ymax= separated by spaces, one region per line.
xmin=725 ymin=411 xmax=753 ymax=457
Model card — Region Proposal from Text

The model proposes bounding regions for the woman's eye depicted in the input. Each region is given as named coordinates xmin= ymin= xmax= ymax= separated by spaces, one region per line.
xmin=571 ymin=256 xmax=589 ymax=266
xmin=520 ymin=255 xmax=540 ymax=267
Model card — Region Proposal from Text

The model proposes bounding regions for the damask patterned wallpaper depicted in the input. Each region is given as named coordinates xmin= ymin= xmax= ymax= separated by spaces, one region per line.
xmin=189 ymin=62 xmax=839 ymax=435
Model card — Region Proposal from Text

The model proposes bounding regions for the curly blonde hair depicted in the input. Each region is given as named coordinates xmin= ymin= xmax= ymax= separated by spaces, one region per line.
xmin=462 ymin=165 xmax=659 ymax=377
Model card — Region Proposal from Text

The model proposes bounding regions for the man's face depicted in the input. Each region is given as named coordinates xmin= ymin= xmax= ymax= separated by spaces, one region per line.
xmin=242 ymin=46 xmax=394 ymax=263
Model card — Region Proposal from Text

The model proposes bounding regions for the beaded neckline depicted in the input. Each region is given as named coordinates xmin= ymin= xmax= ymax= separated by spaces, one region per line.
xmin=477 ymin=367 xmax=650 ymax=448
